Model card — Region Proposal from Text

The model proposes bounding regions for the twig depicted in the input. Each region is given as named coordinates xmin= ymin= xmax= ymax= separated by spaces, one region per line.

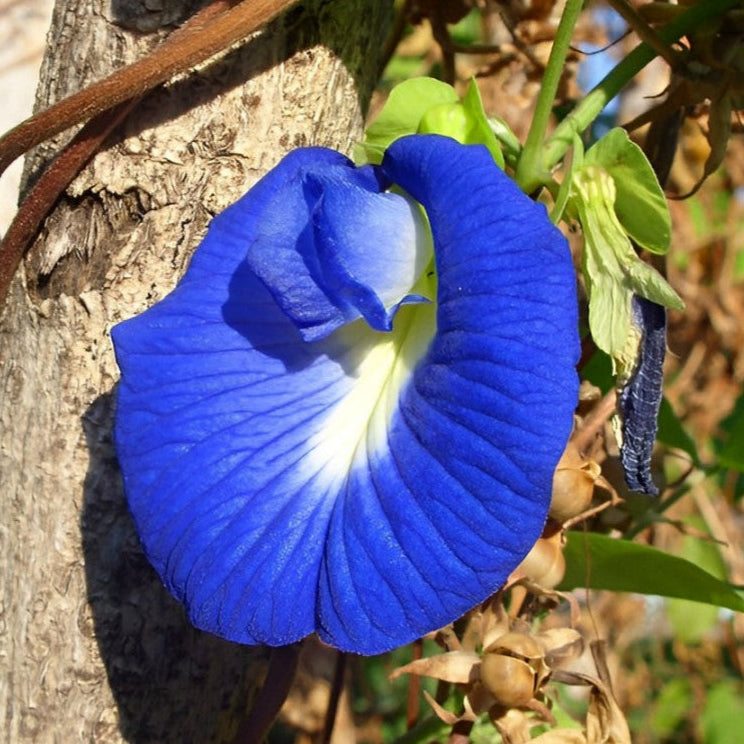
xmin=0 ymin=0 xmax=236 ymax=309
xmin=606 ymin=0 xmax=683 ymax=68
xmin=378 ymin=0 xmax=413 ymax=79
xmin=572 ymin=390 xmax=618 ymax=456
xmin=429 ymin=5 xmax=456 ymax=85
xmin=0 ymin=0 xmax=297 ymax=178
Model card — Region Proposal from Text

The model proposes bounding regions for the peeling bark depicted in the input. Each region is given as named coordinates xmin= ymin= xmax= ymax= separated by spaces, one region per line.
xmin=0 ymin=1 xmax=391 ymax=741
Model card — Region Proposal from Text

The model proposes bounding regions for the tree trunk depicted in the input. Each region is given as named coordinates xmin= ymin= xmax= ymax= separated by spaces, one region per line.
xmin=0 ymin=1 xmax=391 ymax=742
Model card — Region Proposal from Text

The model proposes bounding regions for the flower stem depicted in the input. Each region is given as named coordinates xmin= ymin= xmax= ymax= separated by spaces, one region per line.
xmin=229 ymin=643 xmax=301 ymax=744
xmin=515 ymin=0 xmax=583 ymax=194
xmin=542 ymin=0 xmax=743 ymax=172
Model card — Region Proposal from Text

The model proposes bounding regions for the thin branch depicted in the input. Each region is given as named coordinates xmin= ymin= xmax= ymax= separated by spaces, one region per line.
xmin=378 ymin=0 xmax=413 ymax=79
xmin=0 ymin=101 xmax=134 ymax=307
xmin=0 ymin=0 xmax=237 ymax=309
xmin=572 ymin=390 xmax=618 ymax=456
xmin=0 ymin=0 xmax=297 ymax=178
xmin=606 ymin=0 xmax=683 ymax=68
xmin=429 ymin=6 xmax=456 ymax=85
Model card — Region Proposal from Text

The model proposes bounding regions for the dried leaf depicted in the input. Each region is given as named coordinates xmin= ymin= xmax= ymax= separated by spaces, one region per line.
xmin=491 ymin=708 xmax=534 ymax=744
xmin=586 ymin=679 xmax=632 ymax=744
xmin=537 ymin=628 xmax=585 ymax=669
xmin=467 ymin=681 xmax=497 ymax=716
xmin=422 ymin=689 xmax=474 ymax=724
xmin=389 ymin=650 xmax=479 ymax=684
xmin=550 ymin=670 xmax=631 ymax=744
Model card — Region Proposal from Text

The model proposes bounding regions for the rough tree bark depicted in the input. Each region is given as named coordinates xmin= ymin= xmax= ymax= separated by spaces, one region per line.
xmin=0 ymin=1 xmax=391 ymax=741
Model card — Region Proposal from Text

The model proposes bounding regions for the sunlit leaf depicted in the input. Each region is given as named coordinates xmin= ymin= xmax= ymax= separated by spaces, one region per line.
xmin=585 ymin=128 xmax=671 ymax=255
xmin=702 ymin=682 xmax=744 ymax=744
xmin=657 ymin=397 xmax=701 ymax=466
xmin=666 ymin=519 xmax=726 ymax=642
xmin=650 ymin=678 xmax=692 ymax=740
xmin=360 ymin=77 xmax=458 ymax=163
xmin=360 ymin=78 xmax=504 ymax=168
xmin=717 ymin=389 xmax=744 ymax=473
xmin=459 ymin=79 xmax=504 ymax=167
xmin=560 ymin=532 xmax=744 ymax=613
xmin=572 ymin=165 xmax=683 ymax=359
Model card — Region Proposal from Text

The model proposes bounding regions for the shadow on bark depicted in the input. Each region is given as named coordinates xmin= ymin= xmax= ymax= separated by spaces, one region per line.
xmin=81 ymin=392 xmax=267 ymax=744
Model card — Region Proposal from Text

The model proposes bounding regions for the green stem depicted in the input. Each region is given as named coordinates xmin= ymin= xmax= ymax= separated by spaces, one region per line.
xmin=543 ymin=0 xmax=743 ymax=171
xmin=515 ymin=0 xmax=583 ymax=194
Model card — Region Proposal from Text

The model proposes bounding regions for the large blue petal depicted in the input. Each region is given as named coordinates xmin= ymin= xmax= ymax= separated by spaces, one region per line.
xmin=112 ymin=134 xmax=579 ymax=655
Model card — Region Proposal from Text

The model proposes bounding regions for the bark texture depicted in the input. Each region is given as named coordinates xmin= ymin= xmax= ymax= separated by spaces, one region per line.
xmin=0 ymin=1 xmax=391 ymax=741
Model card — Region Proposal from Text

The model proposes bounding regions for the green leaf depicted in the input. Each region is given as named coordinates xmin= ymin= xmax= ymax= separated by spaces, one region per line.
xmin=572 ymin=165 xmax=683 ymax=360
xmin=559 ymin=531 xmax=744 ymax=613
xmin=581 ymin=348 xmax=614 ymax=394
xmin=488 ymin=116 xmax=522 ymax=168
xmin=657 ymin=397 xmax=701 ymax=466
xmin=717 ymin=389 xmax=744 ymax=473
xmin=585 ymin=127 xmax=671 ymax=255
xmin=666 ymin=517 xmax=726 ymax=641
xmin=702 ymin=682 xmax=744 ymax=744
xmin=650 ymin=678 xmax=692 ymax=740
xmin=359 ymin=77 xmax=458 ymax=164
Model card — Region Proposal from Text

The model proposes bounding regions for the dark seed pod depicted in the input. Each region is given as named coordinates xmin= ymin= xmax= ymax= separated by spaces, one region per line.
xmin=618 ymin=296 xmax=666 ymax=496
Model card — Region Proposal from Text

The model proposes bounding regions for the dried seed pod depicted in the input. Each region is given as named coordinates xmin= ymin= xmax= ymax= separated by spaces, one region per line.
xmin=516 ymin=531 xmax=566 ymax=589
xmin=479 ymin=653 xmax=536 ymax=708
xmin=485 ymin=631 xmax=543 ymax=661
xmin=550 ymin=442 xmax=600 ymax=523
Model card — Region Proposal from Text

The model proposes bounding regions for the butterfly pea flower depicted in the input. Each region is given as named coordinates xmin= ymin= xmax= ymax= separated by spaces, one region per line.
xmin=112 ymin=134 xmax=579 ymax=655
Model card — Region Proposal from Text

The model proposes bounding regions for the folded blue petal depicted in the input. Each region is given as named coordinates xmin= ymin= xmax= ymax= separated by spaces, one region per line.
xmin=224 ymin=148 xmax=431 ymax=341
xmin=113 ymin=134 xmax=579 ymax=654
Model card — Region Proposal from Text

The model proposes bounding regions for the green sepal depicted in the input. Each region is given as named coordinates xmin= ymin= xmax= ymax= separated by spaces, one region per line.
xmin=457 ymin=79 xmax=504 ymax=168
xmin=571 ymin=164 xmax=683 ymax=362
xmin=488 ymin=115 xmax=522 ymax=168
xmin=550 ymin=133 xmax=583 ymax=224
xmin=358 ymin=78 xmax=458 ymax=165
xmin=585 ymin=127 xmax=672 ymax=255
xmin=358 ymin=78 xmax=504 ymax=167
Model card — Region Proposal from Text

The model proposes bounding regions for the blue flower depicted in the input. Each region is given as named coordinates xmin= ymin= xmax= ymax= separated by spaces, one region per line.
xmin=112 ymin=134 xmax=579 ymax=655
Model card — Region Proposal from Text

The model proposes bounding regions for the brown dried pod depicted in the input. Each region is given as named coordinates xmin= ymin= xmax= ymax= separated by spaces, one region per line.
xmin=550 ymin=442 xmax=601 ymax=523
xmin=485 ymin=631 xmax=543 ymax=661
xmin=479 ymin=653 xmax=536 ymax=709
xmin=516 ymin=531 xmax=566 ymax=589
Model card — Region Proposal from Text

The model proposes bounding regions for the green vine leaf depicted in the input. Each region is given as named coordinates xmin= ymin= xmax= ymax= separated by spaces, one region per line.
xmin=560 ymin=532 xmax=744 ymax=613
